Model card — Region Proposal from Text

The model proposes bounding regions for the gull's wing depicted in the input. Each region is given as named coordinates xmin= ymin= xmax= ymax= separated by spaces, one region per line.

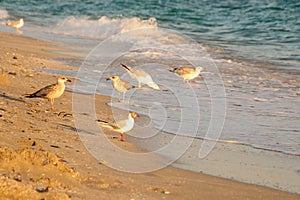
xmin=120 ymin=79 xmax=133 ymax=90
xmin=116 ymin=119 xmax=128 ymax=129
xmin=98 ymin=121 xmax=121 ymax=131
xmin=7 ymin=20 xmax=19 ymax=26
xmin=134 ymin=69 xmax=149 ymax=78
xmin=174 ymin=67 xmax=196 ymax=75
xmin=26 ymin=83 xmax=57 ymax=98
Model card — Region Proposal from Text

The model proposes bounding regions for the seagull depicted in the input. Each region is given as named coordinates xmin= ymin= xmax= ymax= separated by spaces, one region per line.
xmin=169 ymin=66 xmax=203 ymax=83
xmin=25 ymin=76 xmax=71 ymax=111
xmin=6 ymin=18 xmax=24 ymax=32
xmin=98 ymin=112 xmax=140 ymax=142
xmin=106 ymin=75 xmax=133 ymax=101
xmin=120 ymin=63 xmax=160 ymax=90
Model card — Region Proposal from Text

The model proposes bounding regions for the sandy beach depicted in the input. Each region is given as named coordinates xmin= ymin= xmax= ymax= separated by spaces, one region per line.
xmin=0 ymin=32 xmax=299 ymax=199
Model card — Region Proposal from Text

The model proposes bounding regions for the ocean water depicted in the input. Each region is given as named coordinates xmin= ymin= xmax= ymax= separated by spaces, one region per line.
xmin=1 ymin=0 xmax=299 ymax=72
xmin=0 ymin=1 xmax=299 ymax=160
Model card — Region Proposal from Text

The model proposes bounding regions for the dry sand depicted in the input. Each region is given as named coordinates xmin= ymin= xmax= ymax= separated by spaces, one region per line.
xmin=0 ymin=32 xmax=299 ymax=199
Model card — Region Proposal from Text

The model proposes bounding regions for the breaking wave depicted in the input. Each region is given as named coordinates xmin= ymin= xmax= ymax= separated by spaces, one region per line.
xmin=51 ymin=16 xmax=158 ymax=39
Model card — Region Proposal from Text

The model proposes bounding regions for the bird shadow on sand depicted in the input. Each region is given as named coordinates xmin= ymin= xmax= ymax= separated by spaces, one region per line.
xmin=65 ymin=89 xmax=93 ymax=96
xmin=58 ymin=123 xmax=97 ymax=136
xmin=0 ymin=93 xmax=25 ymax=103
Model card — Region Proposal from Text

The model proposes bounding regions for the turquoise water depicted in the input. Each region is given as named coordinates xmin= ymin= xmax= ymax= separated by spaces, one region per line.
xmin=0 ymin=0 xmax=299 ymax=72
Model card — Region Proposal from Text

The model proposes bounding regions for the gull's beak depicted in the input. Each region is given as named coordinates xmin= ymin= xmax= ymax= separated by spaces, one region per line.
xmin=168 ymin=67 xmax=175 ymax=72
xmin=106 ymin=77 xmax=112 ymax=81
xmin=67 ymin=79 xmax=72 ymax=82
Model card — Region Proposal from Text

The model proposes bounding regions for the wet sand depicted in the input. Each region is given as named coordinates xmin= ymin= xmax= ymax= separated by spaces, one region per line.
xmin=0 ymin=32 xmax=299 ymax=199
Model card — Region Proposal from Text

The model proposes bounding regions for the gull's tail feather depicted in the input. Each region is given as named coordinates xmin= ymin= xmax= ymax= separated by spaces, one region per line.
xmin=24 ymin=90 xmax=47 ymax=98
xmin=96 ymin=119 xmax=109 ymax=123
xmin=96 ymin=120 xmax=119 ymax=130
xmin=24 ymin=93 xmax=38 ymax=98
xmin=120 ymin=63 xmax=133 ymax=72
xmin=147 ymin=82 xmax=160 ymax=90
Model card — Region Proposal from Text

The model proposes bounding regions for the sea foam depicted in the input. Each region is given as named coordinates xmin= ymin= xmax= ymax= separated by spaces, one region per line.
xmin=51 ymin=16 xmax=158 ymax=39
xmin=0 ymin=9 xmax=9 ymax=25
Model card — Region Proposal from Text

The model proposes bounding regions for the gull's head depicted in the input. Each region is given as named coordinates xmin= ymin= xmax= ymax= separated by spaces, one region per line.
xmin=168 ymin=67 xmax=175 ymax=72
xmin=58 ymin=76 xmax=71 ymax=83
xmin=19 ymin=18 xmax=24 ymax=25
xmin=196 ymin=66 xmax=204 ymax=72
xmin=106 ymin=76 xmax=120 ymax=82
xmin=130 ymin=112 xmax=140 ymax=119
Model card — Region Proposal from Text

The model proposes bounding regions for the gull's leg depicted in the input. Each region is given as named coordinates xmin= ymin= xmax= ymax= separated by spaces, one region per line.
xmin=120 ymin=133 xmax=125 ymax=142
xmin=117 ymin=92 xmax=121 ymax=102
xmin=50 ymin=99 xmax=55 ymax=111
xmin=122 ymin=92 xmax=125 ymax=101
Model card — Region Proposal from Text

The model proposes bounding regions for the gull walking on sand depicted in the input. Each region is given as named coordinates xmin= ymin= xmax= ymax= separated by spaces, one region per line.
xmin=6 ymin=18 xmax=24 ymax=32
xmin=98 ymin=112 xmax=139 ymax=142
xmin=25 ymin=76 xmax=71 ymax=111
xmin=169 ymin=66 xmax=203 ymax=83
xmin=106 ymin=75 xmax=133 ymax=101
xmin=120 ymin=63 xmax=160 ymax=90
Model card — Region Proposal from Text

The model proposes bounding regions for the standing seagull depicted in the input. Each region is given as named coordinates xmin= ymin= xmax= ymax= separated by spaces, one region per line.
xmin=169 ymin=66 xmax=203 ymax=83
xmin=106 ymin=75 xmax=133 ymax=101
xmin=98 ymin=112 xmax=139 ymax=142
xmin=120 ymin=63 xmax=160 ymax=90
xmin=6 ymin=18 xmax=24 ymax=32
xmin=25 ymin=76 xmax=71 ymax=111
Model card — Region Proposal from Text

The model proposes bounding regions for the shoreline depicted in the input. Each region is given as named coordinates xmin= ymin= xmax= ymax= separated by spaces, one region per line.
xmin=0 ymin=32 xmax=299 ymax=199
xmin=132 ymin=120 xmax=300 ymax=194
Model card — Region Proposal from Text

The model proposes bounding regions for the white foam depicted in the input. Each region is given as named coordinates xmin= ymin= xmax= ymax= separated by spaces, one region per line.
xmin=0 ymin=9 xmax=8 ymax=19
xmin=51 ymin=16 xmax=158 ymax=39
xmin=0 ymin=9 xmax=9 ymax=24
